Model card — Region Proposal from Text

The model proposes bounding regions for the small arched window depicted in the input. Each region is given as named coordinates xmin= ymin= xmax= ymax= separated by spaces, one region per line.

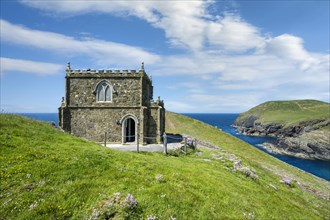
xmin=96 ymin=81 xmax=112 ymax=102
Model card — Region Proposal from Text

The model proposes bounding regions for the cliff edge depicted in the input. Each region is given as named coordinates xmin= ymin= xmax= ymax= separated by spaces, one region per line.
xmin=233 ymin=100 xmax=330 ymax=160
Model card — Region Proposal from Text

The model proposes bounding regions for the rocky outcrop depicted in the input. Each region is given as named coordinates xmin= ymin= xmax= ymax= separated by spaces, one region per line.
xmin=234 ymin=118 xmax=330 ymax=160
xmin=275 ymin=130 xmax=330 ymax=160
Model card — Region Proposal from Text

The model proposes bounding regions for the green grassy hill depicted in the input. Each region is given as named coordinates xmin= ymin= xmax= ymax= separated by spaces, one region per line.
xmin=1 ymin=113 xmax=329 ymax=219
xmin=234 ymin=99 xmax=330 ymax=128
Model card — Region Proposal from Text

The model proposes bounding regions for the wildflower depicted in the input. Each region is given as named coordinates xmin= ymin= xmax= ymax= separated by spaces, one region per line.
xmin=125 ymin=193 xmax=138 ymax=209
xmin=160 ymin=193 xmax=166 ymax=198
xmin=38 ymin=181 xmax=45 ymax=186
xmin=29 ymin=201 xmax=38 ymax=210
xmin=26 ymin=174 xmax=31 ymax=178
xmin=88 ymin=192 xmax=139 ymax=219
xmin=113 ymin=192 xmax=121 ymax=203
xmin=243 ymin=212 xmax=255 ymax=220
xmin=156 ymin=174 xmax=164 ymax=182
xmin=281 ymin=177 xmax=295 ymax=188
xmin=89 ymin=208 xmax=100 ymax=220
xmin=147 ymin=214 xmax=158 ymax=220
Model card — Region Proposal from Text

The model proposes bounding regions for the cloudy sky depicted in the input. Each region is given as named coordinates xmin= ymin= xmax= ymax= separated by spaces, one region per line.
xmin=1 ymin=0 xmax=329 ymax=113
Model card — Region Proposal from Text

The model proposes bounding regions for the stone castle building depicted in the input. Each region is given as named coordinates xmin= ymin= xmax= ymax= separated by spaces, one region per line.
xmin=58 ymin=63 xmax=165 ymax=144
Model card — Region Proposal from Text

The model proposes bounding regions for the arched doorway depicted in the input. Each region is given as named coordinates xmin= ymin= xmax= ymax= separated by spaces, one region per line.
xmin=125 ymin=118 xmax=135 ymax=142
xmin=120 ymin=114 xmax=138 ymax=144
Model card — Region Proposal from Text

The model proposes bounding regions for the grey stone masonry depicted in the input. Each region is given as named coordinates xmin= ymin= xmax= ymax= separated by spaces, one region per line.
xmin=58 ymin=62 xmax=165 ymax=144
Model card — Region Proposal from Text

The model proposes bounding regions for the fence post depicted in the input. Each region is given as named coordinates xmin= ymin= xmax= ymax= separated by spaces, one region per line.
xmin=184 ymin=137 xmax=187 ymax=154
xmin=137 ymin=125 xmax=139 ymax=153
xmin=104 ymin=131 xmax=107 ymax=147
xmin=163 ymin=132 xmax=167 ymax=155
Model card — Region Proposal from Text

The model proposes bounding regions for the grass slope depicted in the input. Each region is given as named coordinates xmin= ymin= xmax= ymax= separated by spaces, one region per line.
xmin=1 ymin=113 xmax=329 ymax=219
xmin=234 ymin=100 xmax=330 ymax=127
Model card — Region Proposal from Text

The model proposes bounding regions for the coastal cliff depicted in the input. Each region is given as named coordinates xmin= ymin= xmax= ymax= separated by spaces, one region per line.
xmin=233 ymin=100 xmax=330 ymax=160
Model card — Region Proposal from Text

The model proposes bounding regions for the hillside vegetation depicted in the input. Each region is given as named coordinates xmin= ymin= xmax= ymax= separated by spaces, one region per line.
xmin=234 ymin=99 xmax=329 ymax=128
xmin=1 ymin=113 xmax=329 ymax=219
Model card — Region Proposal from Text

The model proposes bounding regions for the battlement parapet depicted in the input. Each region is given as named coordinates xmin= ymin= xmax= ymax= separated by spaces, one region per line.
xmin=65 ymin=62 xmax=150 ymax=79
xmin=66 ymin=69 xmax=145 ymax=78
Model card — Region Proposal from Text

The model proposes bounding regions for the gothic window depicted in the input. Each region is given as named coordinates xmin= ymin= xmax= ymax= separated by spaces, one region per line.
xmin=96 ymin=81 xmax=112 ymax=102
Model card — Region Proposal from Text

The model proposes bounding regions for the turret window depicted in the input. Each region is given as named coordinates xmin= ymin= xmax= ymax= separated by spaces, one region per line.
xmin=96 ymin=81 xmax=112 ymax=102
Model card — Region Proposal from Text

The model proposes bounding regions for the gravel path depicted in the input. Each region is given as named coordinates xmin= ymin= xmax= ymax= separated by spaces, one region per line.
xmin=104 ymin=143 xmax=182 ymax=152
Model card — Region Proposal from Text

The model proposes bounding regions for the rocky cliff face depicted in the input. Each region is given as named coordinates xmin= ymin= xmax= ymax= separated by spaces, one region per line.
xmin=234 ymin=116 xmax=330 ymax=160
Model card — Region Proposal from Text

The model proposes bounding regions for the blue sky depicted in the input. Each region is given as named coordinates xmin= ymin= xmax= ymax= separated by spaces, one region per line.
xmin=1 ymin=0 xmax=329 ymax=113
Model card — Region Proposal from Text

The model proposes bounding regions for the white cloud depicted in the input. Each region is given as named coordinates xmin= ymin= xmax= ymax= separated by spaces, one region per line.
xmin=17 ymin=1 xmax=326 ymax=65
xmin=4 ymin=1 xmax=329 ymax=112
xmin=206 ymin=15 xmax=264 ymax=52
xmin=0 ymin=19 xmax=160 ymax=67
xmin=263 ymin=34 xmax=318 ymax=70
xmin=158 ymin=48 xmax=329 ymax=112
xmin=19 ymin=0 xmax=263 ymax=52
xmin=19 ymin=1 xmax=208 ymax=50
xmin=0 ymin=57 xmax=63 ymax=76
xmin=2 ymin=18 xmax=328 ymax=113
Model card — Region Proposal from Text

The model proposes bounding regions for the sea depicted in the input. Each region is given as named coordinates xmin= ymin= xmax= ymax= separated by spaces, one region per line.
xmin=184 ymin=113 xmax=330 ymax=181
xmin=18 ymin=113 xmax=330 ymax=181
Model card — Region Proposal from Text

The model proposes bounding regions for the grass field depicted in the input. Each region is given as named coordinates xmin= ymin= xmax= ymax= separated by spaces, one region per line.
xmin=235 ymin=100 xmax=330 ymax=127
xmin=1 ymin=113 xmax=329 ymax=219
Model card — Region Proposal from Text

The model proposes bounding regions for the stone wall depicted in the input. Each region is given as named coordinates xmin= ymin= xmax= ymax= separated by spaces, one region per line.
xmin=68 ymin=77 xmax=141 ymax=107
xmin=147 ymin=108 xmax=158 ymax=142
xmin=147 ymin=103 xmax=165 ymax=143
xmin=58 ymin=107 xmax=71 ymax=132
xmin=141 ymin=75 xmax=153 ymax=106
xmin=69 ymin=108 xmax=142 ymax=143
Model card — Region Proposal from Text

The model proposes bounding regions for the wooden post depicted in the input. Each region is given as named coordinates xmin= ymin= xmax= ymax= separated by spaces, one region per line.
xmin=137 ymin=126 xmax=139 ymax=153
xmin=184 ymin=137 xmax=187 ymax=154
xmin=163 ymin=132 xmax=167 ymax=155
xmin=104 ymin=131 xmax=107 ymax=147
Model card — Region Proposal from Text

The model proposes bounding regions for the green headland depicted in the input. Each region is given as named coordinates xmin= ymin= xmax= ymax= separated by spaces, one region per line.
xmin=234 ymin=100 xmax=330 ymax=160
xmin=1 ymin=112 xmax=329 ymax=219
xmin=234 ymin=99 xmax=330 ymax=128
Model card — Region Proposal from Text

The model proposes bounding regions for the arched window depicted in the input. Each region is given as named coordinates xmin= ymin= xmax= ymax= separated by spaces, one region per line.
xmin=96 ymin=81 xmax=112 ymax=102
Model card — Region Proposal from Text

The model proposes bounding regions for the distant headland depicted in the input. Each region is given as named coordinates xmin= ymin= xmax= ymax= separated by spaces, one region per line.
xmin=233 ymin=99 xmax=330 ymax=160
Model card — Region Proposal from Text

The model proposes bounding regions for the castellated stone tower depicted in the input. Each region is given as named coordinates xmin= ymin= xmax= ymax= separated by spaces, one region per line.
xmin=58 ymin=62 xmax=165 ymax=144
